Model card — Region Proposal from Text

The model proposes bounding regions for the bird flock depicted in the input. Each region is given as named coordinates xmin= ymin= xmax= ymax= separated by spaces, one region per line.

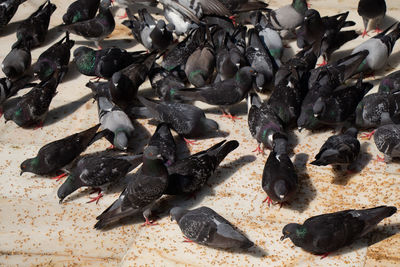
xmin=0 ymin=0 xmax=399 ymax=259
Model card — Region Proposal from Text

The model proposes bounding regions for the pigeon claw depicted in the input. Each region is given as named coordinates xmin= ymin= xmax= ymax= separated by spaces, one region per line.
xmin=262 ymin=196 xmax=274 ymax=207
xmin=51 ymin=173 xmax=67 ymax=182
xmin=252 ymin=144 xmax=264 ymax=155
xmin=34 ymin=121 xmax=44 ymax=130
xmin=184 ymin=138 xmax=197 ymax=146
xmin=360 ymin=130 xmax=375 ymax=140
xmin=221 ymin=112 xmax=240 ymax=121
xmin=118 ymin=12 xmax=128 ymax=19
xmin=361 ymin=29 xmax=369 ymax=38
xmin=87 ymin=192 xmax=103 ymax=204
xmin=183 ymin=236 xmax=194 ymax=243
xmin=374 ymin=27 xmax=383 ymax=33
xmin=319 ymin=252 xmax=330 ymax=259
xmin=376 ymin=155 xmax=385 ymax=162
xmin=141 ymin=217 xmax=158 ymax=227
xmin=317 ymin=59 xmax=327 ymax=67
xmin=229 ymin=15 xmax=236 ymax=26
xmin=107 ymin=144 xmax=116 ymax=150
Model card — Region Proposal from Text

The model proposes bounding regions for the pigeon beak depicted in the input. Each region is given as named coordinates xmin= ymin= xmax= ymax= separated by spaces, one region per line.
xmin=280 ymin=234 xmax=288 ymax=241
xmin=313 ymin=114 xmax=319 ymax=118
xmin=298 ymin=127 xmax=303 ymax=132
xmin=279 ymin=194 xmax=285 ymax=200
xmin=235 ymin=63 xmax=240 ymax=67
xmin=20 ymin=170 xmax=24 ymax=176
xmin=59 ymin=198 xmax=64 ymax=204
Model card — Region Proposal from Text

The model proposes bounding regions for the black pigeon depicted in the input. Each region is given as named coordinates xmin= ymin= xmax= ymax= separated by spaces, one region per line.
xmin=2 ymin=41 xmax=31 ymax=79
xmin=310 ymin=128 xmax=360 ymax=171
xmin=73 ymin=46 xmax=146 ymax=78
xmin=269 ymin=46 xmax=318 ymax=127
xmin=62 ymin=0 xmax=100 ymax=25
xmin=0 ymin=0 xmax=27 ymax=29
xmin=173 ymin=66 xmax=257 ymax=117
xmin=136 ymin=96 xmax=219 ymax=139
xmin=14 ymin=0 xmax=56 ymax=49
xmin=3 ymin=72 xmax=61 ymax=128
xmin=94 ymin=146 xmax=168 ymax=228
xmin=281 ymin=206 xmax=397 ymax=256
xmin=122 ymin=8 xmax=174 ymax=51
xmin=248 ymin=92 xmax=285 ymax=152
xmin=57 ymin=152 xmax=143 ymax=203
xmin=148 ymin=64 xmax=186 ymax=101
xmin=165 ymin=140 xmax=238 ymax=195
xmin=358 ymin=0 xmax=386 ymax=37
xmin=20 ymin=124 xmax=101 ymax=176
xmin=373 ymin=124 xmax=400 ymax=162
xmin=297 ymin=50 xmax=369 ymax=131
xmin=378 ymin=70 xmax=400 ymax=94
xmin=352 ymin=23 xmax=400 ymax=73
xmin=312 ymin=75 xmax=373 ymax=126
xmin=296 ymin=10 xmax=357 ymax=65
xmin=246 ymin=28 xmax=277 ymax=92
xmin=63 ymin=0 xmax=115 ymax=49
xmin=148 ymin=123 xmax=177 ymax=166
xmin=170 ymin=206 xmax=254 ymax=249
xmin=0 ymin=75 xmax=33 ymax=105
xmin=162 ymin=27 xmax=205 ymax=71
xmin=355 ymin=91 xmax=400 ymax=129
xmin=262 ymin=137 xmax=298 ymax=207
xmin=33 ymin=32 xmax=75 ymax=82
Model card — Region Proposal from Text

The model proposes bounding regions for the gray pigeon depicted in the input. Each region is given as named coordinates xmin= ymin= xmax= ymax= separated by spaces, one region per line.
xmin=310 ymin=128 xmax=360 ymax=171
xmin=58 ymin=152 xmax=143 ymax=203
xmin=2 ymin=42 xmax=31 ymax=79
xmin=262 ymin=137 xmax=298 ymax=206
xmin=267 ymin=0 xmax=308 ymax=32
xmin=281 ymin=206 xmax=397 ymax=256
xmin=378 ymin=70 xmax=400 ymax=93
xmin=184 ymin=41 xmax=215 ymax=87
xmin=63 ymin=0 xmax=115 ymax=49
xmin=373 ymin=124 xmax=400 ymax=162
xmin=358 ymin=0 xmax=386 ymax=37
xmin=97 ymin=96 xmax=135 ymax=150
xmin=170 ymin=206 xmax=254 ymax=249
xmin=351 ymin=23 xmax=400 ymax=73
xmin=94 ymin=146 xmax=168 ymax=229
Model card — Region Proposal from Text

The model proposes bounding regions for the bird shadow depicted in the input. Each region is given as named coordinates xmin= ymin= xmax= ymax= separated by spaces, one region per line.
xmin=73 ymin=38 xmax=138 ymax=50
xmin=61 ymin=61 xmax=83 ymax=83
xmin=286 ymin=153 xmax=317 ymax=213
xmin=327 ymin=223 xmax=400 ymax=258
xmin=44 ymin=93 xmax=93 ymax=126
xmin=203 ymin=101 xmax=248 ymax=117
xmin=0 ymin=19 xmax=24 ymax=38
xmin=331 ymin=142 xmax=373 ymax=186
xmin=40 ymin=27 xmax=65 ymax=48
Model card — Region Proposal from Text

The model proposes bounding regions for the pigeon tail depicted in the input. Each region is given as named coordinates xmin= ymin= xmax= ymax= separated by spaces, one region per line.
xmin=357 ymin=206 xmax=397 ymax=236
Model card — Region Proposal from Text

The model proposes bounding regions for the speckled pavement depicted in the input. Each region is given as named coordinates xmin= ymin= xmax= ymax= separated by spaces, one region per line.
xmin=0 ymin=0 xmax=399 ymax=266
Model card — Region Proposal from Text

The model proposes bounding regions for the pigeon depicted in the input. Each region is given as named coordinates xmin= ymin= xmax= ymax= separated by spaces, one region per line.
xmin=73 ymin=46 xmax=147 ymax=78
xmin=94 ymin=146 xmax=169 ymax=228
xmin=165 ymin=140 xmax=238 ymax=195
xmin=162 ymin=27 xmax=205 ymax=71
xmin=184 ymin=38 xmax=215 ymax=87
xmin=257 ymin=23 xmax=283 ymax=67
xmin=281 ymin=206 xmax=397 ymax=256
xmin=266 ymin=0 xmax=308 ymax=32
xmin=373 ymin=124 xmax=400 ymax=162
xmin=296 ymin=10 xmax=358 ymax=65
xmin=358 ymin=0 xmax=386 ymax=37
xmin=0 ymin=0 xmax=27 ymax=29
xmin=97 ymin=96 xmax=135 ymax=150
xmin=57 ymin=152 xmax=143 ymax=203
xmin=246 ymin=28 xmax=278 ymax=92
xmin=313 ymin=75 xmax=373 ymax=126
xmin=62 ymin=0 xmax=100 ymax=25
xmin=33 ymin=32 xmax=75 ymax=82
xmin=2 ymin=42 xmax=31 ymax=79
xmin=248 ymin=92 xmax=286 ymax=152
xmin=122 ymin=8 xmax=174 ymax=51
xmin=135 ymin=96 xmax=219 ymax=139
xmin=355 ymin=91 xmax=400 ymax=129
xmin=3 ymin=72 xmax=61 ymax=128
xmin=20 ymin=124 xmax=101 ymax=176
xmin=14 ymin=0 xmax=56 ymax=49
xmin=159 ymin=0 xmax=231 ymax=35
xmin=218 ymin=0 xmax=268 ymax=13
xmin=351 ymin=23 xmax=400 ymax=73
xmin=262 ymin=137 xmax=298 ymax=206
xmin=115 ymin=0 xmax=160 ymax=18
xmin=0 ymin=75 xmax=33 ymax=105
xmin=148 ymin=123 xmax=177 ymax=166
xmin=298 ymin=50 xmax=369 ymax=131
xmin=269 ymin=46 xmax=318 ymax=127
xmin=378 ymin=70 xmax=400 ymax=94
xmin=170 ymin=206 xmax=254 ymax=249
xmin=63 ymin=0 xmax=115 ymax=49
xmin=148 ymin=64 xmax=186 ymax=101
xmin=173 ymin=66 xmax=257 ymax=118
xmin=310 ymin=128 xmax=360 ymax=171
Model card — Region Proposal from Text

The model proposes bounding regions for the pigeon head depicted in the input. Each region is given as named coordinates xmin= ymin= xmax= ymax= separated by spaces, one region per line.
xmin=258 ymin=123 xmax=282 ymax=150
xmin=156 ymin=20 xmax=166 ymax=29
xmin=57 ymin=174 xmax=78 ymax=203
xmin=35 ymin=61 xmax=54 ymax=81
xmin=281 ymin=223 xmax=304 ymax=242
xmin=273 ymin=180 xmax=290 ymax=202
xmin=297 ymin=110 xmax=320 ymax=131
xmin=292 ymin=0 xmax=308 ymax=14
xmin=170 ymin=207 xmax=186 ymax=222
xmin=111 ymin=71 xmax=122 ymax=87
xmin=304 ymin=9 xmax=320 ymax=21
xmin=20 ymin=157 xmax=39 ymax=175
xmin=100 ymin=0 xmax=112 ymax=10
xmin=188 ymin=70 xmax=206 ymax=87
xmin=144 ymin=146 xmax=162 ymax=160
xmin=344 ymin=127 xmax=358 ymax=138
xmin=235 ymin=67 xmax=257 ymax=88
xmin=313 ymin=97 xmax=325 ymax=118
xmin=114 ymin=130 xmax=129 ymax=150
xmin=255 ymin=74 xmax=265 ymax=92
xmin=3 ymin=66 xmax=17 ymax=79
xmin=73 ymin=46 xmax=93 ymax=58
